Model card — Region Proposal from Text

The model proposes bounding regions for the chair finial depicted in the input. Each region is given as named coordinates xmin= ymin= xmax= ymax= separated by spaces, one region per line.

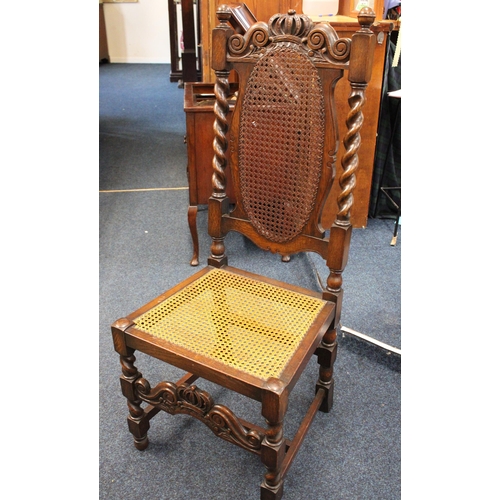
xmin=357 ymin=6 xmax=376 ymax=30
xmin=216 ymin=4 xmax=232 ymax=23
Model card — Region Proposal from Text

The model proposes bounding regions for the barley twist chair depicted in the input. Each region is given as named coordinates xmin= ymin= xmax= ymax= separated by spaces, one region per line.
xmin=111 ymin=6 xmax=375 ymax=499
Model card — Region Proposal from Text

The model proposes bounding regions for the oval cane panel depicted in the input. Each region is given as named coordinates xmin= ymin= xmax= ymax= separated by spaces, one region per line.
xmin=239 ymin=46 xmax=325 ymax=242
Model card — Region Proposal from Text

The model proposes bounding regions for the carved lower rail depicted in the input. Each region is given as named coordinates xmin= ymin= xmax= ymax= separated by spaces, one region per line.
xmin=134 ymin=377 xmax=264 ymax=454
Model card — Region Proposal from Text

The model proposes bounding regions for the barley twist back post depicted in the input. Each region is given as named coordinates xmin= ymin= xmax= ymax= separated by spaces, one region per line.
xmin=208 ymin=5 xmax=233 ymax=267
xmin=337 ymin=7 xmax=376 ymax=226
xmin=325 ymin=7 xmax=376 ymax=298
xmin=318 ymin=7 xmax=376 ymax=415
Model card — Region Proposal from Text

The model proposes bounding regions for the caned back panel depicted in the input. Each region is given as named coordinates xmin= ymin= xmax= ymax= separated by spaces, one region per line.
xmin=238 ymin=45 xmax=325 ymax=244
xmin=211 ymin=9 xmax=364 ymax=259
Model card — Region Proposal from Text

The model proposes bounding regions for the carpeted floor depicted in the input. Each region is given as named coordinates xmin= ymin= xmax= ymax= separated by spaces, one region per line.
xmin=99 ymin=63 xmax=401 ymax=499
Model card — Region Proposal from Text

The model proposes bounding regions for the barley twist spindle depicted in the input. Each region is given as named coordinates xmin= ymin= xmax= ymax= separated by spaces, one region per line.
xmin=211 ymin=74 xmax=230 ymax=198
xmin=337 ymin=83 xmax=366 ymax=224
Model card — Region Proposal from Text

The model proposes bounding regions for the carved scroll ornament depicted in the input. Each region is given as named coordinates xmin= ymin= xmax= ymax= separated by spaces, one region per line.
xmin=134 ymin=378 xmax=263 ymax=453
xmin=227 ymin=9 xmax=351 ymax=65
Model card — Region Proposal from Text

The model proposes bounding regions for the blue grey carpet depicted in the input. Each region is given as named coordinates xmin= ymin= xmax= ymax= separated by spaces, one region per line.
xmin=100 ymin=63 xmax=400 ymax=499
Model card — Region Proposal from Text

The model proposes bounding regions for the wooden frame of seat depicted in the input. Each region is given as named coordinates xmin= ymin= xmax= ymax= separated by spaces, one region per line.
xmin=111 ymin=6 xmax=375 ymax=499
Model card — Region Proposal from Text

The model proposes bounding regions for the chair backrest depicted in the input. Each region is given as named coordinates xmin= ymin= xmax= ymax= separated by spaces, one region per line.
xmin=209 ymin=6 xmax=375 ymax=302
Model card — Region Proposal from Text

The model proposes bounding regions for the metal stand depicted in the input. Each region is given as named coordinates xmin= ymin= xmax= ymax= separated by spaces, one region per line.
xmin=340 ymin=325 xmax=401 ymax=356
xmin=374 ymin=90 xmax=401 ymax=246
xmin=380 ymin=185 xmax=400 ymax=246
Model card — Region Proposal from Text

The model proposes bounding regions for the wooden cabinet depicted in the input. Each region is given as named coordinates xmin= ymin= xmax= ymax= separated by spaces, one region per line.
xmin=184 ymin=82 xmax=238 ymax=265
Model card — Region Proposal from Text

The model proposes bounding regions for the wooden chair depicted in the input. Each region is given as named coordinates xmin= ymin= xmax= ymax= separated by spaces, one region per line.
xmin=111 ymin=6 xmax=375 ymax=499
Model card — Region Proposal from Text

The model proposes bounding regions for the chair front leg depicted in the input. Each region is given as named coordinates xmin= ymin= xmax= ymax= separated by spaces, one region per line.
xmin=316 ymin=325 xmax=338 ymax=413
xmin=119 ymin=352 xmax=150 ymax=450
xmin=260 ymin=420 xmax=286 ymax=500
xmin=260 ymin=379 xmax=287 ymax=500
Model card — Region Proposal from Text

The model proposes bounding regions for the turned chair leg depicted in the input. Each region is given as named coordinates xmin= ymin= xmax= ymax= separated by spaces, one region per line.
xmin=260 ymin=423 xmax=286 ymax=500
xmin=260 ymin=379 xmax=287 ymax=500
xmin=316 ymin=326 xmax=338 ymax=413
xmin=119 ymin=353 xmax=150 ymax=450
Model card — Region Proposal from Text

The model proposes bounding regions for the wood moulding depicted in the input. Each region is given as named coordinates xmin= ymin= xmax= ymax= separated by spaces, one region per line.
xmin=134 ymin=377 xmax=264 ymax=454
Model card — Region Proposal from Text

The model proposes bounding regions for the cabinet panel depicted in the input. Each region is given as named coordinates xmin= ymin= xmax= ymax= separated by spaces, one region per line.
xmin=184 ymin=82 xmax=238 ymax=265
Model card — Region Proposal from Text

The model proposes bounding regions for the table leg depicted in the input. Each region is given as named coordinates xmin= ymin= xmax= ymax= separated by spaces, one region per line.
xmin=188 ymin=205 xmax=199 ymax=266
